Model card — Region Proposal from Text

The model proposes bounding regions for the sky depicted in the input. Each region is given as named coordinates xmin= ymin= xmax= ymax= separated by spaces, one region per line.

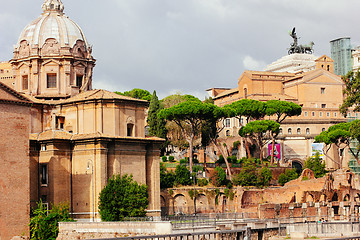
xmin=0 ymin=0 xmax=359 ymax=100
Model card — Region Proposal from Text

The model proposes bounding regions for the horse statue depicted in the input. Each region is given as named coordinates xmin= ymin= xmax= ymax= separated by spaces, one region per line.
xmin=288 ymin=27 xmax=314 ymax=55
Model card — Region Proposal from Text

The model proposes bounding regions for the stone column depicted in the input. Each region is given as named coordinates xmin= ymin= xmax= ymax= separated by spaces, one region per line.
xmin=146 ymin=142 xmax=162 ymax=218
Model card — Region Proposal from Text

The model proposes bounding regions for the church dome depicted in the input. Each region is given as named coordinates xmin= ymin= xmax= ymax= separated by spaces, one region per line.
xmin=14 ymin=0 xmax=89 ymax=58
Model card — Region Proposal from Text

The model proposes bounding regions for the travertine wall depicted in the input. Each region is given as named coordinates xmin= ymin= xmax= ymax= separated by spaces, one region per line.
xmin=0 ymin=102 xmax=30 ymax=239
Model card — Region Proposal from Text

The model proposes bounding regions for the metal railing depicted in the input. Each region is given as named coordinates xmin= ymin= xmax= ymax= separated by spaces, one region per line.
xmin=280 ymin=221 xmax=360 ymax=237
xmin=327 ymin=237 xmax=360 ymax=240
xmin=88 ymin=229 xmax=248 ymax=240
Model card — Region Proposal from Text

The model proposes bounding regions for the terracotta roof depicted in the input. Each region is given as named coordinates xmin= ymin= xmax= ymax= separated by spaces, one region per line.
xmin=0 ymin=81 xmax=33 ymax=104
xmin=284 ymin=68 xmax=342 ymax=84
xmin=58 ymin=89 xmax=149 ymax=104
xmin=30 ymin=130 xmax=73 ymax=141
xmin=244 ymin=70 xmax=296 ymax=77
xmin=213 ymin=88 xmax=239 ymax=99
xmin=250 ymin=93 xmax=298 ymax=102
xmin=25 ymin=89 xmax=149 ymax=105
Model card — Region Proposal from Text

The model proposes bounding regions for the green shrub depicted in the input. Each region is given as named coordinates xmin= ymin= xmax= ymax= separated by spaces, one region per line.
xmin=160 ymin=163 xmax=175 ymax=189
xmin=232 ymin=159 xmax=258 ymax=186
xmin=278 ymin=169 xmax=298 ymax=186
xmin=224 ymin=188 xmax=235 ymax=200
xmin=30 ymin=201 xmax=74 ymax=240
xmin=162 ymin=156 xmax=168 ymax=162
xmin=174 ymin=165 xmax=192 ymax=186
xmin=193 ymin=165 xmax=204 ymax=173
xmin=180 ymin=158 xmax=188 ymax=164
xmin=216 ymin=155 xmax=225 ymax=164
xmin=233 ymin=141 xmax=241 ymax=149
xmin=210 ymin=167 xmax=227 ymax=187
xmin=188 ymin=189 xmax=199 ymax=200
xmin=227 ymin=155 xmax=237 ymax=163
xmin=278 ymin=173 xmax=288 ymax=186
xmin=197 ymin=178 xmax=208 ymax=187
xmin=258 ymin=167 xmax=272 ymax=187
xmin=99 ymin=174 xmax=148 ymax=221
xmin=305 ymin=153 xmax=327 ymax=178
xmin=232 ymin=159 xmax=272 ymax=187
xmin=168 ymin=156 xmax=175 ymax=162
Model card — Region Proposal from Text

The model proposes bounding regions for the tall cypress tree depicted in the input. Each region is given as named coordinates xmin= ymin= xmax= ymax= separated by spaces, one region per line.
xmin=148 ymin=91 xmax=168 ymax=155
xmin=147 ymin=91 xmax=167 ymax=139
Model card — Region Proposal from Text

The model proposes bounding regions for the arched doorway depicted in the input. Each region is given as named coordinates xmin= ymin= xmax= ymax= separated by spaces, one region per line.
xmin=292 ymin=160 xmax=303 ymax=175
xmin=160 ymin=195 xmax=167 ymax=216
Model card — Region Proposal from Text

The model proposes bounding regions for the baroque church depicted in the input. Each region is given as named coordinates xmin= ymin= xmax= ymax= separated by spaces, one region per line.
xmin=0 ymin=0 xmax=163 ymax=237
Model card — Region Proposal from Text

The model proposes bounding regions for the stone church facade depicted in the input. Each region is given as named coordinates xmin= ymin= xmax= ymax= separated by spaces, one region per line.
xmin=0 ymin=0 xmax=163 ymax=237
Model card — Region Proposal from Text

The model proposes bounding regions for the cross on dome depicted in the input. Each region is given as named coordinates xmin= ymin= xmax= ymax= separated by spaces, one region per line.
xmin=42 ymin=0 xmax=64 ymax=13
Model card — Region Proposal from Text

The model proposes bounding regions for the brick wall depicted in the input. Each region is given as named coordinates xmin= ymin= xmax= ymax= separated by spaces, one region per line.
xmin=0 ymin=102 xmax=30 ymax=239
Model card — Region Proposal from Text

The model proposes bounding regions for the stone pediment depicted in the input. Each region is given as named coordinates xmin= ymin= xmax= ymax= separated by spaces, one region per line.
xmin=284 ymin=69 xmax=343 ymax=87
xmin=73 ymin=61 xmax=86 ymax=68
xmin=42 ymin=59 xmax=61 ymax=66
xmin=315 ymin=55 xmax=334 ymax=63
xmin=16 ymin=62 xmax=31 ymax=69
xmin=0 ymin=81 xmax=31 ymax=104
xmin=302 ymin=69 xmax=343 ymax=85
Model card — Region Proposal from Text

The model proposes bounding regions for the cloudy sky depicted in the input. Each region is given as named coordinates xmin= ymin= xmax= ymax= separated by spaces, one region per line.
xmin=0 ymin=0 xmax=359 ymax=99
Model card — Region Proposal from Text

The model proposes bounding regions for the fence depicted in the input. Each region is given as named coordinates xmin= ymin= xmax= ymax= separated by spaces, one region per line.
xmin=282 ymin=221 xmax=360 ymax=237
xmin=327 ymin=237 xmax=360 ymax=240
xmin=88 ymin=229 xmax=249 ymax=240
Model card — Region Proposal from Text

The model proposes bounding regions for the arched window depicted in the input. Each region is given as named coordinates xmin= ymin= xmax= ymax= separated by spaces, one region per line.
xmin=322 ymin=128 xmax=326 ymax=132
xmin=226 ymin=130 xmax=231 ymax=137
xmin=244 ymin=88 xmax=248 ymax=99
xmin=297 ymin=128 xmax=301 ymax=135
xmin=127 ymin=124 xmax=134 ymax=137
xmin=306 ymin=128 xmax=310 ymax=135
xmin=288 ymin=128 xmax=292 ymax=135
xmin=225 ymin=119 xmax=231 ymax=127
xmin=279 ymin=128 xmax=283 ymax=135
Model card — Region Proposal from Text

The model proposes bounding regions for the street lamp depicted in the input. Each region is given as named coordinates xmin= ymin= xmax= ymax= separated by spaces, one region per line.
xmin=87 ymin=160 xmax=95 ymax=222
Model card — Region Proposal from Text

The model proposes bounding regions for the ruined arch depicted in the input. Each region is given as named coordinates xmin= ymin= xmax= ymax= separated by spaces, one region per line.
xmin=173 ymin=194 xmax=187 ymax=215
xmin=320 ymin=194 xmax=326 ymax=202
xmin=355 ymin=193 xmax=360 ymax=202
xmin=160 ymin=195 xmax=168 ymax=216
xmin=291 ymin=159 xmax=303 ymax=175
xmin=343 ymin=194 xmax=350 ymax=202
xmin=195 ymin=194 xmax=208 ymax=213
xmin=306 ymin=193 xmax=314 ymax=203
xmin=331 ymin=192 xmax=338 ymax=202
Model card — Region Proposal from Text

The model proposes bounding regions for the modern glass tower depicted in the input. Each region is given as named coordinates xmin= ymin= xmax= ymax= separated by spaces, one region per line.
xmin=330 ymin=37 xmax=352 ymax=76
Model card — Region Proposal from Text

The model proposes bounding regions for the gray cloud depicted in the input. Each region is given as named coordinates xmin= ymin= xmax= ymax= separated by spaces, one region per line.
xmin=0 ymin=0 xmax=359 ymax=100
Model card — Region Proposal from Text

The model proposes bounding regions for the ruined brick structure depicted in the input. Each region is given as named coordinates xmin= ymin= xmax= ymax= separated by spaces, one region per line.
xmin=161 ymin=169 xmax=360 ymax=221
xmin=0 ymin=82 xmax=31 ymax=238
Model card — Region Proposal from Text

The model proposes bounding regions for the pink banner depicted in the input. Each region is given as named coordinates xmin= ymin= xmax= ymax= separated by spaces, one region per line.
xmin=268 ymin=143 xmax=281 ymax=160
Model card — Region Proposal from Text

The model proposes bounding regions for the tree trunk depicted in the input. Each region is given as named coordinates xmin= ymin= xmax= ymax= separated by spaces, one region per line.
xmin=260 ymin=147 xmax=264 ymax=167
xmin=188 ymin=139 xmax=194 ymax=173
xmin=270 ymin=140 xmax=275 ymax=165
xmin=244 ymin=138 xmax=252 ymax=159
xmin=214 ymin=140 xmax=232 ymax=180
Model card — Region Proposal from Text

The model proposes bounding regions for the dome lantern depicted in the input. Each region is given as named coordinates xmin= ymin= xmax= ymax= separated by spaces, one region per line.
xmin=42 ymin=0 xmax=64 ymax=14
